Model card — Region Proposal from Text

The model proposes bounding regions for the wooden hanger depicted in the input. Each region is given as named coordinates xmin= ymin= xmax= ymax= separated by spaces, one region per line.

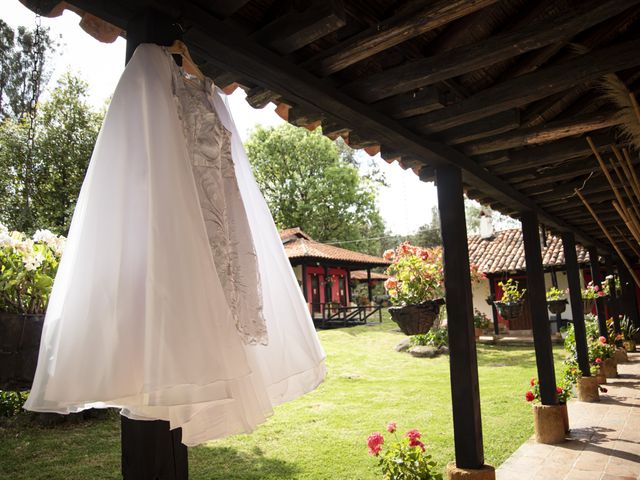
xmin=167 ymin=40 xmax=205 ymax=81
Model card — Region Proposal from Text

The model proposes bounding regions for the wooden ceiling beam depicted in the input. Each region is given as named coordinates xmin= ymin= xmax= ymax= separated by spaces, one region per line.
xmin=461 ymin=110 xmax=621 ymax=155
xmin=438 ymin=109 xmax=520 ymax=146
xmin=345 ymin=0 xmax=639 ymax=104
xmin=307 ymin=0 xmax=498 ymax=76
xmin=406 ymin=38 xmax=640 ymax=133
xmin=372 ymin=87 xmax=444 ymax=119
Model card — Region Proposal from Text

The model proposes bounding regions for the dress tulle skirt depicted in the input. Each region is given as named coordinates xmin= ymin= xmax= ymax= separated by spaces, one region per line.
xmin=24 ymin=44 xmax=326 ymax=446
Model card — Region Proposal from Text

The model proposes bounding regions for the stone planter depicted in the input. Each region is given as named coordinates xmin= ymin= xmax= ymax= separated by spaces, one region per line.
xmin=559 ymin=403 xmax=569 ymax=433
xmin=532 ymin=404 xmax=566 ymax=444
xmin=474 ymin=327 xmax=482 ymax=340
xmin=601 ymin=357 xmax=618 ymax=378
xmin=595 ymin=368 xmax=607 ymax=385
xmin=623 ymin=339 xmax=636 ymax=352
xmin=388 ymin=299 xmax=445 ymax=336
xmin=547 ymin=299 xmax=567 ymax=315
xmin=0 ymin=312 xmax=45 ymax=390
xmin=446 ymin=462 xmax=496 ymax=480
xmin=493 ymin=301 xmax=524 ymax=320
xmin=614 ymin=348 xmax=628 ymax=364
xmin=577 ymin=376 xmax=600 ymax=402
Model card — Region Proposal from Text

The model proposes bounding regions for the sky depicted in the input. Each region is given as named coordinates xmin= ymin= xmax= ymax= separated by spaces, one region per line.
xmin=3 ymin=2 xmax=438 ymax=235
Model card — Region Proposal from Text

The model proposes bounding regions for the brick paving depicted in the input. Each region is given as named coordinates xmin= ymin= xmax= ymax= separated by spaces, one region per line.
xmin=496 ymin=352 xmax=640 ymax=480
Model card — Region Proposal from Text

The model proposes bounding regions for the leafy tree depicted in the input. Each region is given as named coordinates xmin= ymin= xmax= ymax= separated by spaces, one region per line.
xmin=0 ymin=73 xmax=102 ymax=233
xmin=245 ymin=124 xmax=386 ymax=254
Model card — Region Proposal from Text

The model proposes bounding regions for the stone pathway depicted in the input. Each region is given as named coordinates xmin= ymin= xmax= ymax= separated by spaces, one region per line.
xmin=496 ymin=352 xmax=640 ymax=480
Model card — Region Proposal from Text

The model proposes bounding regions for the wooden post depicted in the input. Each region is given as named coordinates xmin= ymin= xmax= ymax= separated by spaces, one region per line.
xmin=521 ymin=211 xmax=557 ymax=405
xmin=550 ymin=268 xmax=562 ymax=330
xmin=366 ymin=268 xmax=373 ymax=302
xmin=301 ymin=264 xmax=308 ymax=304
xmin=588 ymin=247 xmax=608 ymax=338
xmin=605 ymin=257 xmax=621 ymax=333
xmin=562 ymin=232 xmax=590 ymax=377
xmin=618 ymin=258 xmax=640 ymax=328
xmin=436 ymin=165 xmax=485 ymax=469
xmin=489 ymin=276 xmax=499 ymax=335
xmin=122 ymin=10 xmax=189 ymax=480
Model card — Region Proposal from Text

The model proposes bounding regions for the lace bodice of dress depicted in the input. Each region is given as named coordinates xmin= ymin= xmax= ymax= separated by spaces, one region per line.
xmin=169 ymin=55 xmax=268 ymax=345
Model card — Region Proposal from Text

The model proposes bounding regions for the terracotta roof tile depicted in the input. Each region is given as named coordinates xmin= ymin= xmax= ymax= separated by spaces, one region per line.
xmin=280 ymin=229 xmax=389 ymax=267
xmin=350 ymin=270 xmax=388 ymax=280
xmin=468 ymin=228 xmax=589 ymax=274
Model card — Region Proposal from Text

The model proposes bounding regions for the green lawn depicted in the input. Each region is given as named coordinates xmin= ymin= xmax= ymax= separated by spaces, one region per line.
xmin=1 ymin=315 xmax=566 ymax=479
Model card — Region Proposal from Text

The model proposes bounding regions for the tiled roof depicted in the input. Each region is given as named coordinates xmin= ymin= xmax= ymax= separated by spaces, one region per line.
xmin=350 ymin=270 xmax=388 ymax=281
xmin=280 ymin=228 xmax=390 ymax=267
xmin=467 ymin=228 xmax=590 ymax=274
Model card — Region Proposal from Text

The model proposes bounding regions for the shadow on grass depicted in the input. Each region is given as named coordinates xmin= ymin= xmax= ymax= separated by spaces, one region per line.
xmin=190 ymin=445 xmax=301 ymax=480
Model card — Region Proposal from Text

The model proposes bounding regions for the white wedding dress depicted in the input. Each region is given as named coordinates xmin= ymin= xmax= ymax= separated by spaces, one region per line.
xmin=25 ymin=44 xmax=326 ymax=446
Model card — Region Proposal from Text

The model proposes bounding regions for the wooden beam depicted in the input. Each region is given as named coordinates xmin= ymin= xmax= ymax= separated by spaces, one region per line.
xmin=462 ymin=110 xmax=621 ymax=155
xmin=308 ymin=0 xmax=498 ymax=76
xmin=346 ymin=0 xmax=640 ymax=103
xmin=436 ymin=164 xmax=485 ymax=470
xmin=406 ymin=39 xmax=640 ymax=133
xmin=372 ymin=87 xmax=444 ymax=119
xmin=438 ymin=110 xmax=520 ymax=146
xmin=250 ymin=0 xmax=345 ymax=55
xmin=521 ymin=211 xmax=558 ymax=405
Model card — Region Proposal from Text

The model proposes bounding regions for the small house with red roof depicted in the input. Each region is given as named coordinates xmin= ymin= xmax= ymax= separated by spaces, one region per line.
xmin=279 ymin=228 xmax=389 ymax=326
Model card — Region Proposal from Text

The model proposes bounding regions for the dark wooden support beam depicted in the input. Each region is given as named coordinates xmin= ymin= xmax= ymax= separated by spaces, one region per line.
xmin=619 ymin=260 xmax=640 ymax=328
xmin=436 ymin=165 xmax=485 ymax=470
xmin=589 ymin=247 xmax=609 ymax=337
xmin=521 ymin=212 xmax=557 ymax=405
xmin=366 ymin=268 xmax=373 ymax=302
xmin=563 ymin=232 xmax=591 ymax=377
xmin=308 ymin=0 xmax=498 ymax=76
xmin=461 ymin=110 xmax=621 ymax=155
xmin=125 ymin=9 xmax=181 ymax=63
xmin=346 ymin=0 xmax=638 ymax=103
xmin=301 ymin=264 xmax=308 ymax=304
xmin=489 ymin=277 xmax=499 ymax=335
xmin=372 ymin=88 xmax=444 ymax=120
xmin=121 ymin=417 xmax=188 ymax=480
xmin=250 ymin=0 xmax=346 ymax=55
xmin=405 ymin=39 xmax=640 ymax=133
xmin=207 ymin=0 xmax=251 ymax=18
xmin=324 ymin=265 xmax=331 ymax=303
xmin=438 ymin=110 xmax=520 ymax=146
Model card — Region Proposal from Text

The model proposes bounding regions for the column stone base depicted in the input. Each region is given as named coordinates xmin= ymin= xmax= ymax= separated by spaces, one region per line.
xmin=577 ymin=376 xmax=600 ymax=402
xmin=533 ymin=404 xmax=566 ymax=444
xmin=446 ymin=462 xmax=495 ymax=480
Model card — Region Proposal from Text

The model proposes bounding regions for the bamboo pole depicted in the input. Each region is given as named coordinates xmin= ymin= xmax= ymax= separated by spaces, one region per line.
xmin=587 ymin=136 xmax=629 ymax=213
xmin=611 ymin=200 xmax=640 ymax=244
xmin=621 ymin=147 xmax=640 ymax=204
xmin=576 ymin=188 xmax=640 ymax=288
xmin=609 ymin=155 xmax=640 ymax=223
xmin=616 ymin=225 xmax=640 ymax=258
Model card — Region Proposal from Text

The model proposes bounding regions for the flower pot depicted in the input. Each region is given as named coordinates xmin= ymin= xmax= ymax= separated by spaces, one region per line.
xmin=559 ymin=403 xmax=569 ymax=433
xmin=388 ymin=299 xmax=445 ymax=336
xmin=547 ymin=299 xmax=567 ymax=315
xmin=582 ymin=298 xmax=595 ymax=313
xmin=474 ymin=327 xmax=482 ymax=340
xmin=0 ymin=312 xmax=45 ymax=390
xmin=493 ymin=301 xmax=523 ymax=321
xmin=623 ymin=339 xmax=636 ymax=352
xmin=532 ymin=404 xmax=566 ymax=444
xmin=595 ymin=368 xmax=606 ymax=385
xmin=614 ymin=348 xmax=628 ymax=364
xmin=601 ymin=357 xmax=618 ymax=378
xmin=577 ymin=376 xmax=600 ymax=402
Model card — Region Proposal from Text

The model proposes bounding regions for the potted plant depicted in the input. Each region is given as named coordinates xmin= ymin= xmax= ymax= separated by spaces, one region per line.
xmin=367 ymin=422 xmax=443 ymax=480
xmin=524 ymin=378 xmax=566 ymax=444
xmin=619 ymin=316 xmax=638 ymax=352
xmin=0 ymin=224 xmax=65 ymax=389
xmin=581 ymin=281 xmax=604 ymax=313
xmin=383 ymin=243 xmax=484 ymax=336
xmin=493 ymin=278 xmax=526 ymax=320
xmin=546 ymin=286 xmax=568 ymax=315
xmin=590 ymin=336 xmax=617 ymax=378
xmin=473 ymin=309 xmax=491 ymax=339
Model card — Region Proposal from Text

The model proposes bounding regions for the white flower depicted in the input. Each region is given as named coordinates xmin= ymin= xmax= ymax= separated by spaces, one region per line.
xmin=14 ymin=238 xmax=34 ymax=254
xmin=0 ymin=222 xmax=7 ymax=235
xmin=22 ymin=251 xmax=44 ymax=271
xmin=33 ymin=229 xmax=57 ymax=245
xmin=50 ymin=236 xmax=66 ymax=256
xmin=0 ymin=231 xmax=14 ymax=247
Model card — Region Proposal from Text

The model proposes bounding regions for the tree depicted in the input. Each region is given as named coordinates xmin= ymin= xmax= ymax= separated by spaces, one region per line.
xmin=0 ymin=72 xmax=103 ymax=234
xmin=245 ymin=124 xmax=386 ymax=254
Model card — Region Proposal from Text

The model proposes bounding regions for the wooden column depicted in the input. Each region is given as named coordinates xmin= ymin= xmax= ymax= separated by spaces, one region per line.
xmin=562 ymin=232 xmax=590 ymax=377
xmin=301 ymin=264 xmax=308 ymax=304
xmin=588 ymin=247 xmax=608 ymax=337
xmin=323 ymin=265 xmax=331 ymax=303
xmin=618 ymin=258 xmax=640 ymax=328
xmin=436 ymin=164 xmax=485 ymax=469
xmin=550 ymin=268 xmax=562 ymax=329
xmin=122 ymin=10 xmax=189 ymax=480
xmin=488 ymin=277 xmax=499 ymax=335
xmin=605 ymin=257 xmax=621 ymax=333
xmin=366 ymin=268 xmax=373 ymax=302
xmin=521 ymin=212 xmax=557 ymax=405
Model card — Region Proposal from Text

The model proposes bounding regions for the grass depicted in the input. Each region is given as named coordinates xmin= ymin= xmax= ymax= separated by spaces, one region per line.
xmin=0 ymin=314 xmax=567 ymax=479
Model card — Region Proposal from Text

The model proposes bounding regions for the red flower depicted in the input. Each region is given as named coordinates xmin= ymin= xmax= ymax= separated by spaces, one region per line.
xmin=556 ymin=386 xmax=563 ymax=394
xmin=525 ymin=391 xmax=535 ymax=402
xmin=367 ymin=432 xmax=384 ymax=456
xmin=386 ymin=421 xmax=397 ymax=434
xmin=595 ymin=357 xmax=602 ymax=364
xmin=405 ymin=429 xmax=421 ymax=442
xmin=409 ymin=438 xmax=426 ymax=452
xmin=530 ymin=378 xmax=536 ymax=387
xmin=599 ymin=336 xmax=607 ymax=344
